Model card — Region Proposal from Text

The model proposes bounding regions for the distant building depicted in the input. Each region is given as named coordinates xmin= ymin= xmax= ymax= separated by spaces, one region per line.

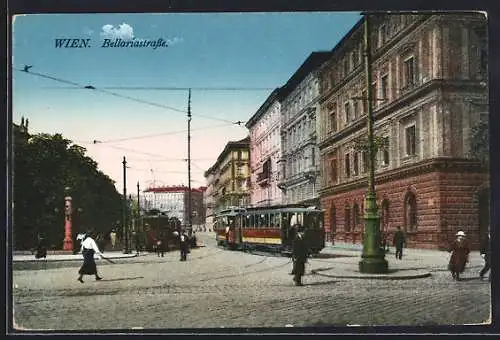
xmin=245 ymin=89 xmax=283 ymax=207
xmin=317 ymin=13 xmax=489 ymax=249
xmin=278 ymin=52 xmax=332 ymax=207
xmin=142 ymin=186 xmax=206 ymax=229
xmin=204 ymin=137 xmax=250 ymax=214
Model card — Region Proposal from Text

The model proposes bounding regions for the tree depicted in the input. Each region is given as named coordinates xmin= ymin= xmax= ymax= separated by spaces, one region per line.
xmin=12 ymin=126 xmax=122 ymax=250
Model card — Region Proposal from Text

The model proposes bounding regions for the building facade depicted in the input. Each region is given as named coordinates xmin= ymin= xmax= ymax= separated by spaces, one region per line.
xmin=142 ymin=186 xmax=206 ymax=229
xmin=278 ymin=52 xmax=332 ymax=207
xmin=203 ymin=170 xmax=216 ymax=231
xmin=317 ymin=13 xmax=489 ymax=249
xmin=205 ymin=137 xmax=251 ymax=212
xmin=245 ymin=89 xmax=283 ymax=207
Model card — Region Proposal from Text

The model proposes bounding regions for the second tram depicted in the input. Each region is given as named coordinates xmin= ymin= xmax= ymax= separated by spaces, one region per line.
xmin=214 ymin=205 xmax=325 ymax=255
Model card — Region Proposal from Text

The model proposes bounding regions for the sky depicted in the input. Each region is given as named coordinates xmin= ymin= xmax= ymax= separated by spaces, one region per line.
xmin=12 ymin=12 xmax=361 ymax=193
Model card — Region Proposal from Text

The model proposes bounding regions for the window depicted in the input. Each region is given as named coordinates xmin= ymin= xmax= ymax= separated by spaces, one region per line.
xmin=344 ymin=102 xmax=350 ymax=123
xmin=353 ymin=100 xmax=359 ymax=120
xmin=353 ymin=204 xmax=360 ymax=229
xmin=404 ymin=56 xmax=416 ymax=86
xmin=362 ymin=151 xmax=369 ymax=173
xmin=329 ymin=158 xmax=338 ymax=183
xmin=405 ymin=125 xmax=416 ymax=156
xmin=381 ymin=74 xmax=389 ymax=101
xmin=344 ymin=58 xmax=350 ymax=75
xmin=404 ymin=192 xmax=417 ymax=230
xmin=351 ymin=50 xmax=358 ymax=68
xmin=344 ymin=205 xmax=351 ymax=232
xmin=381 ymin=199 xmax=389 ymax=232
xmin=311 ymin=148 xmax=316 ymax=167
xmin=353 ymin=152 xmax=359 ymax=175
xmin=382 ymin=137 xmax=390 ymax=166
xmin=371 ymin=82 xmax=378 ymax=106
xmin=345 ymin=153 xmax=351 ymax=178
xmin=361 ymin=89 xmax=367 ymax=114
xmin=378 ymin=25 xmax=386 ymax=47
xmin=330 ymin=205 xmax=337 ymax=241
xmin=329 ymin=108 xmax=337 ymax=132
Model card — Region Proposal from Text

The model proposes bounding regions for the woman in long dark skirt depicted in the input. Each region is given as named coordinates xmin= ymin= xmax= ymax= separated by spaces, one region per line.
xmin=77 ymin=232 xmax=103 ymax=283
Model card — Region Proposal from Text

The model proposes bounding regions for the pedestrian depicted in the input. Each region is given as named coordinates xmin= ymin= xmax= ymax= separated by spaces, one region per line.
xmin=191 ymin=232 xmax=198 ymax=248
xmin=77 ymin=230 xmax=104 ymax=283
xmin=110 ymin=230 xmax=117 ymax=250
xmin=34 ymin=234 xmax=47 ymax=259
xmin=393 ymin=226 xmax=406 ymax=260
xmin=479 ymin=232 xmax=491 ymax=281
xmin=448 ymin=230 xmax=470 ymax=281
xmin=179 ymin=229 xmax=189 ymax=261
xmin=291 ymin=225 xmax=308 ymax=286
xmin=225 ymin=226 xmax=230 ymax=248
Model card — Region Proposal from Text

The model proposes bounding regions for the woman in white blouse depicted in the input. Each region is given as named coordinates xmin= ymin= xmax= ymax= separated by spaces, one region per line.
xmin=77 ymin=231 xmax=103 ymax=283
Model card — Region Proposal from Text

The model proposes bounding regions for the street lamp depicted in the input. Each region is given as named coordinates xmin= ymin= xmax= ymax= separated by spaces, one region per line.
xmin=358 ymin=14 xmax=389 ymax=274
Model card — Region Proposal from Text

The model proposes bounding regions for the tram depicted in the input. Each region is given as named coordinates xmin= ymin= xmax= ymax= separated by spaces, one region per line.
xmin=143 ymin=214 xmax=182 ymax=251
xmin=214 ymin=205 xmax=325 ymax=255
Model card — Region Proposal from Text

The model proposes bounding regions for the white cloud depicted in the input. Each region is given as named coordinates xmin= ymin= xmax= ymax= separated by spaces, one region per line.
xmin=100 ymin=23 xmax=134 ymax=40
xmin=166 ymin=37 xmax=184 ymax=45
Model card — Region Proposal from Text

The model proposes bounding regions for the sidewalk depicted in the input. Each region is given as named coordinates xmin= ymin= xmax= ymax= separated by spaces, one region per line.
xmin=12 ymin=251 xmax=143 ymax=262
xmin=314 ymin=242 xmax=485 ymax=280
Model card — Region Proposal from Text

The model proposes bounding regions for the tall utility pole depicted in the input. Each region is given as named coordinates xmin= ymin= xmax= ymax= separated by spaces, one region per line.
xmin=137 ymin=182 xmax=140 ymax=233
xmin=187 ymin=89 xmax=193 ymax=235
xmin=122 ymin=156 xmax=130 ymax=254
xmin=358 ymin=14 xmax=388 ymax=273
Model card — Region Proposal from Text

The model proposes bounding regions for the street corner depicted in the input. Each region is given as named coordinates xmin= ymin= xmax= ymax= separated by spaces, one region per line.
xmin=310 ymin=266 xmax=432 ymax=280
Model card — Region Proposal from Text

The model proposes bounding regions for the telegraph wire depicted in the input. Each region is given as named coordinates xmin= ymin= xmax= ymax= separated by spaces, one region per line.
xmin=43 ymin=86 xmax=275 ymax=91
xmin=13 ymin=66 xmax=247 ymax=125
xmin=95 ymin=123 xmax=235 ymax=144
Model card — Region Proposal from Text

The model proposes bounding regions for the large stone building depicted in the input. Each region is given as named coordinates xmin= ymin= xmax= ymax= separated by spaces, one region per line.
xmin=245 ymin=89 xmax=283 ymax=207
xmin=142 ymin=186 xmax=206 ymax=229
xmin=278 ymin=52 xmax=332 ymax=207
xmin=317 ymin=13 xmax=489 ymax=249
xmin=204 ymin=136 xmax=251 ymax=213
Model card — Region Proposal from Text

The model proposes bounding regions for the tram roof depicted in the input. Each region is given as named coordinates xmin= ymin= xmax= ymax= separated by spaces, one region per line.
xmin=216 ymin=205 xmax=323 ymax=216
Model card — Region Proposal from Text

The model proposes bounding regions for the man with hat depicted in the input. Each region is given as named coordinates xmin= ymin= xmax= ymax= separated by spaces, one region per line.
xmin=291 ymin=225 xmax=308 ymax=286
xmin=448 ymin=230 xmax=470 ymax=281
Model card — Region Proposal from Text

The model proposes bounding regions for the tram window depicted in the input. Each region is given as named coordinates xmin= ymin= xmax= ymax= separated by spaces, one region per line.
xmin=249 ymin=214 xmax=255 ymax=228
xmin=271 ymin=213 xmax=280 ymax=228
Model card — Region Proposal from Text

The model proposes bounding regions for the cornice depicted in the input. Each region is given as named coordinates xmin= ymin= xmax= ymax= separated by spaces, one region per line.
xmin=318 ymin=158 xmax=487 ymax=198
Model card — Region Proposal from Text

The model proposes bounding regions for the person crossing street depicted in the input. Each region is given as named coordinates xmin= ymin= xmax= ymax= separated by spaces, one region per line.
xmin=479 ymin=233 xmax=491 ymax=281
xmin=77 ymin=230 xmax=104 ymax=283
xmin=291 ymin=225 xmax=308 ymax=286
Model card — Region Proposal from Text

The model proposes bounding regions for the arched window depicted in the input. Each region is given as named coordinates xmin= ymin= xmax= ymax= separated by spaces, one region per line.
xmin=381 ymin=199 xmax=389 ymax=232
xmin=404 ymin=192 xmax=417 ymax=230
xmin=352 ymin=203 xmax=360 ymax=230
xmin=344 ymin=204 xmax=351 ymax=232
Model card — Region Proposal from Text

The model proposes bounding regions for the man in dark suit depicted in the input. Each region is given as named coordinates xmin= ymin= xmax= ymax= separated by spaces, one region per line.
xmin=291 ymin=226 xmax=308 ymax=286
xmin=480 ymin=233 xmax=491 ymax=281
xmin=393 ymin=226 xmax=406 ymax=260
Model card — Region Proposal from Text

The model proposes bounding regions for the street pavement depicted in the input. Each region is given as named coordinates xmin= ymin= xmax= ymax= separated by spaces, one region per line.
xmin=11 ymin=232 xmax=491 ymax=331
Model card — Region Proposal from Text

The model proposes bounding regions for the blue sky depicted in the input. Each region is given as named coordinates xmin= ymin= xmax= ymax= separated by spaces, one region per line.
xmin=12 ymin=12 xmax=361 ymax=192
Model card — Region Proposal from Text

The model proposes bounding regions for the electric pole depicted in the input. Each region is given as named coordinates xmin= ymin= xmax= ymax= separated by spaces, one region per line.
xmin=137 ymin=181 xmax=140 ymax=233
xmin=187 ymin=88 xmax=192 ymax=235
xmin=122 ymin=156 xmax=129 ymax=254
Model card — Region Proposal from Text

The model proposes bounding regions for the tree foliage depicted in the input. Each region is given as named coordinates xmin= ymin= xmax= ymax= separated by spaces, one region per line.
xmin=13 ymin=126 xmax=123 ymax=250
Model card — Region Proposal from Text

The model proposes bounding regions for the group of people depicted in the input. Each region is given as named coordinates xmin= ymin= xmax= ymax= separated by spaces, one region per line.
xmin=384 ymin=227 xmax=491 ymax=282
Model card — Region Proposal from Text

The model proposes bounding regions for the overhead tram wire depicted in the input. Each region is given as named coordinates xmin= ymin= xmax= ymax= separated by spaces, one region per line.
xmin=13 ymin=66 xmax=247 ymax=125
xmin=43 ymin=86 xmax=276 ymax=91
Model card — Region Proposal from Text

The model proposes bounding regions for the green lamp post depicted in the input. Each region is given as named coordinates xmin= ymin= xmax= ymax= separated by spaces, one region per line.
xmin=358 ymin=14 xmax=389 ymax=274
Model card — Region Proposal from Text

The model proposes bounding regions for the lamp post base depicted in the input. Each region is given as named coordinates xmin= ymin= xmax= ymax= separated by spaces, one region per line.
xmin=63 ymin=238 xmax=73 ymax=251
xmin=359 ymin=257 xmax=388 ymax=274
xmin=359 ymin=191 xmax=389 ymax=274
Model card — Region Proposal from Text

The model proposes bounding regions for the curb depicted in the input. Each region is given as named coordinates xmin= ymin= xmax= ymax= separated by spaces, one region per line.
xmin=310 ymin=268 xmax=432 ymax=280
xmin=12 ymin=254 xmax=138 ymax=263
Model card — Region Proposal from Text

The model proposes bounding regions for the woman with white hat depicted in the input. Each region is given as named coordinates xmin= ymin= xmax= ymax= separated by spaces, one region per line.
xmin=447 ymin=230 xmax=470 ymax=281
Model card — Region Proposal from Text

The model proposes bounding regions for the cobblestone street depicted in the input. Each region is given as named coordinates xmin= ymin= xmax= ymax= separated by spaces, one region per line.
xmin=12 ymin=232 xmax=491 ymax=331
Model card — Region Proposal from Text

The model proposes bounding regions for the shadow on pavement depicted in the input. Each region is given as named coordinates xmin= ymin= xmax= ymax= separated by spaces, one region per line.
xmin=98 ymin=276 xmax=145 ymax=282
xmin=303 ymin=280 xmax=338 ymax=286
xmin=313 ymin=253 xmax=357 ymax=259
